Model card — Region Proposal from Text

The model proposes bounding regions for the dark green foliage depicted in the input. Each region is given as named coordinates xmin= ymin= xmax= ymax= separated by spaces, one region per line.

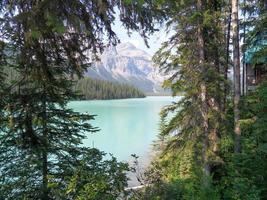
xmin=135 ymin=82 xmax=267 ymax=200
xmin=0 ymin=0 xmax=165 ymax=198
xmin=148 ymin=0 xmax=227 ymax=197
xmin=218 ymin=82 xmax=267 ymax=200
xmin=0 ymin=0 xmax=266 ymax=199
xmin=0 ymin=1 xmax=149 ymax=199
xmin=66 ymin=148 xmax=129 ymax=200
xmin=129 ymin=150 xmax=220 ymax=200
xmin=0 ymin=145 xmax=129 ymax=199
xmin=127 ymin=0 xmax=267 ymax=200
xmin=74 ymin=77 xmax=145 ymax=100
xmin=0 ymin=68 xmax=131 ymax=199
xmin=130 ymin=180 xmax=184 ymax=200
xmin=0 ymin=0 xmax=163 ymax=199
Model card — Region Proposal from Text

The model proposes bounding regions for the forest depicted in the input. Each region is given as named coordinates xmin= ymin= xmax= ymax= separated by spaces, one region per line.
xmin=3 ymin=67 xmax=145 ymax=100
xmin=0 ymin=0 xmax=266 ymax=200
xmin=74 ymin=77 xmax=145 ymax=100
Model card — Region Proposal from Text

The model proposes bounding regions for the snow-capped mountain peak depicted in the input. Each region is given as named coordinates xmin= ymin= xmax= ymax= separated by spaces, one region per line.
xmin=117 ymin=42 xmax=136 ymax=50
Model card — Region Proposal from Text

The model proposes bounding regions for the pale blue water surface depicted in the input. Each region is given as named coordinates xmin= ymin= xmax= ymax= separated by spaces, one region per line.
xmin=68 ymin=96 xmax=177 ymax=163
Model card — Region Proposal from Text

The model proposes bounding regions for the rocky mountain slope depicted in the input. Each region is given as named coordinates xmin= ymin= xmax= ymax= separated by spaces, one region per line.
xmin=85 ymin=42 xmax=166 ymax=93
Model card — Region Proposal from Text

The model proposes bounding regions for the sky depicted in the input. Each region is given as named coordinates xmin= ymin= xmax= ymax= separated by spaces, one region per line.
xmin=111 ymin=14 xmax=169 ymax=56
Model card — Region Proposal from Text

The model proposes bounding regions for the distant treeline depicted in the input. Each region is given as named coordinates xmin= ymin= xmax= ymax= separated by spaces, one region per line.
xmin=3 ymin=67 xmax=145 ymax=100
xmin=74 ymin=77 xmax=145 ymax=100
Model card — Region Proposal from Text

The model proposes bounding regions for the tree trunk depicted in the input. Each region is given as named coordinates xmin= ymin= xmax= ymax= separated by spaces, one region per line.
xmin=242 ymin=0 xmax=247 ymax=95
xmin=197 ymin=0 xmax=210 ymax=178
xmin=42 ymin=149 xmax=48 ymax=200
xmin=223 ymin=6 xmax=231 ymax=112
xmin=42 ymin=88 xmax=49 ymax=200
xmin=210 ymin=0 xmax=221 ymax=167
xmin=232 ymin=0 xmax=241 ymax=153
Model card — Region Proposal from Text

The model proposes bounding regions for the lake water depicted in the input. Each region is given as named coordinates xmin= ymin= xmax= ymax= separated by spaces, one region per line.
xmin=69 ymin=96 xmax=176 ymax=165
xmin=69 ymin=96 xmax=177 ymax=186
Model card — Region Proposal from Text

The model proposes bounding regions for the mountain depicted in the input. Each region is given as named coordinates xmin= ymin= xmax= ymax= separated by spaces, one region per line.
xmin=85 ymin=42 xmax=166 ymax=93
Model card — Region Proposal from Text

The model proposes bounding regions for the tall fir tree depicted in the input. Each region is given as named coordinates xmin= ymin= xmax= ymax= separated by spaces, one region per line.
xmin=0 ymin=1 xmax=162 ymax=199
xmin=139 ymin=0 xmax=228 ymax=197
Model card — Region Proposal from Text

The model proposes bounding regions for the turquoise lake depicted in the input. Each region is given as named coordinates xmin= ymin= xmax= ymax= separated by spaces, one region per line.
xmin=69 ymin=96 xmax=176 ymax=164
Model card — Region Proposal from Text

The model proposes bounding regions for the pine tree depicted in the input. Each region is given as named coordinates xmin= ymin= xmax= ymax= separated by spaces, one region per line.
xmin=149 ymin=0 xmax=228 ymax=196
xmin=0 ymin=0 xmax=165 ymax=198
xmin=121 ymin=0 xmax=266 ymax=199
xmin=0 ymin=1 xmax=161 ymax=198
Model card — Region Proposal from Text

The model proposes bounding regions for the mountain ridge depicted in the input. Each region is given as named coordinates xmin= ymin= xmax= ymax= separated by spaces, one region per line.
xmin=85 ymin=42 xmax=166 ymax=93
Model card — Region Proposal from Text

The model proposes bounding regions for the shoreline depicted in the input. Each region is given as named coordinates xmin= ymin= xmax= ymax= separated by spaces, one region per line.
xmin=71 ymin=95 xmax=174 ymax=102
